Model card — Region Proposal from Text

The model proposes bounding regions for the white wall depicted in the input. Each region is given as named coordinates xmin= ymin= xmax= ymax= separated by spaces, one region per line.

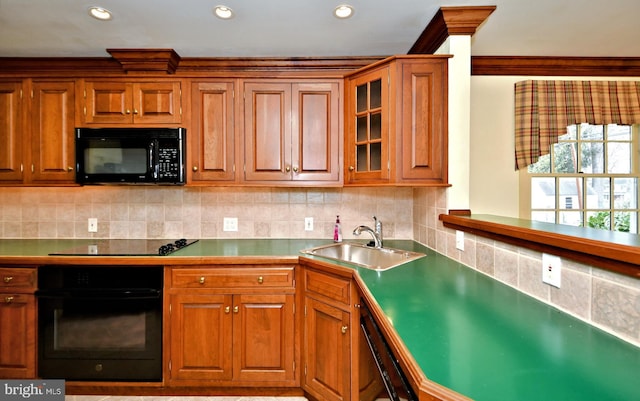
xmin=469 ymin=76 xmax=521 ymax=216
xmin=437 ymin=36 xmax=471 ymax=211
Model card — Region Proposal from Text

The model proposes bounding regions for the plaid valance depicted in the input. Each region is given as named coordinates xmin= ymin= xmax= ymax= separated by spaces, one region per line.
xmin=514 ymin=80 xmax=640 ymax=170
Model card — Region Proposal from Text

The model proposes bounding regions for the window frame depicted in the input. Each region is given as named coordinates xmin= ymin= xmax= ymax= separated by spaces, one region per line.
xmin=519 ymin=124 xmax=640 ymax=232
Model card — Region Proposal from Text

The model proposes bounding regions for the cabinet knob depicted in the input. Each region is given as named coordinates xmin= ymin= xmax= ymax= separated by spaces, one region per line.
xmin=3 ymin=276 xmax=13 ymax=283
xmin=67 ymin=166 xmax=74 ymax=172
xmin=126 ymin=109 xmax=131 ymax=114
xmin=199 ymin=276 xmax=205 ymax=284
xmin=341 ymin=325 xmax=348 ymax=334
xmin=349 ymin=166 xmax=355 ymax=172
xmin=233 ymin=306 xmax=239 ymax=313
xmin=4 ymin=296 xmax=14 ymax=303
xmin=257 ymin=276 xmax=263 ymax=284
xmin=192 ymin=166 xmax=199 ymax=172
xmin=225 ymin=306 xmax=230 ymax=314
xmin=285 ymin=166 xmax=291 ymax=172
xmin=293 ymin=166 xmax=299 ymax=173
xmin=133 ymin=109 xmax=139 ymax=115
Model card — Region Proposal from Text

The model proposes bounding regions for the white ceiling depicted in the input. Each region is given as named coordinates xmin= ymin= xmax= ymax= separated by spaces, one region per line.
xmin=0 ymin=0 xmax=639 ymax=58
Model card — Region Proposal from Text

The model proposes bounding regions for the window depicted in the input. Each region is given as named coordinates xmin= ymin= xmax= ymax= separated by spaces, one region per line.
xmin=522 ymin=123 xmax=639 ymax=233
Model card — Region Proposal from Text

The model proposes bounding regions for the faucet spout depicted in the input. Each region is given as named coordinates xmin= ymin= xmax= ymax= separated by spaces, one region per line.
xmin=353 ymin=216 xmax=383 ymax=248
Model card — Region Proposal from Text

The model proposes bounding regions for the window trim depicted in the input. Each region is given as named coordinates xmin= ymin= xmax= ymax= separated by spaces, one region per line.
xmin=519 ymin=124 xmax=640 ymax=231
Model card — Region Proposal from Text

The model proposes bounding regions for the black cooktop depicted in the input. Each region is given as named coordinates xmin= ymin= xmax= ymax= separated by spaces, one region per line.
xmin=49 ymin=239 xmax=199 ymax=256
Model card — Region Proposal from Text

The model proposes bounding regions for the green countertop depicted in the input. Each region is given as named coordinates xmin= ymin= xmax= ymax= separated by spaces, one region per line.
xmin=352 ymin=242 xmax=640 ymax=401
xmin=0 ymin=238 xmax=638 ymax=400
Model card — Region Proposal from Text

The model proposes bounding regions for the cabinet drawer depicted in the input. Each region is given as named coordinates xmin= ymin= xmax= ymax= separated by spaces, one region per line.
xmin=171 ymin=266 xmax=294 ymax=289
xmin=0 ymin=268 xmax=36 ymax=290
xmin=304 ymin=268 xmax=351 ymax=306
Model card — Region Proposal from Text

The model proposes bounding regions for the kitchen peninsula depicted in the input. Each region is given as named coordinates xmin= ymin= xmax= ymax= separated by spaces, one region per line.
xmin=0 ymin=238 xmax=638 ymax=401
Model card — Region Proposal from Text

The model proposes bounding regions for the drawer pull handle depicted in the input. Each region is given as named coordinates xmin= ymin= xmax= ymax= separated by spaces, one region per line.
xmin=3 ymin=276 xmax=13 ymax=283
xmin=225 ymin=306 xmax=230 ymax=314
xmin=257 ymin=276 xmax=263 ymax=284
xmin=5 ymin=296 xmax=14 ymax=303
xmin=341 ymin=325 xmax=348 ymax=334
xmin=199 ymin=276 xmax=205 ymax=284
xmin=233 ymin=306 xmax=239 ymax=313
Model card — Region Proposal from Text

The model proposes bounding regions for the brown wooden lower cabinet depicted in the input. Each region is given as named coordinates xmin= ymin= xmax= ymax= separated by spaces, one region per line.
xmin=301 ymin=261 xmax=381 ymax=401
xmin=0 ymin=267 xmax=36 ymax=379
xmin=165 ymin=265 xmax=298 ymax=387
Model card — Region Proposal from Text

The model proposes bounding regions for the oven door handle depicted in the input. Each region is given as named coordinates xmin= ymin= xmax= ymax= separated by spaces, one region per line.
xmin=35 ymin=288 xmax=161 ymax=300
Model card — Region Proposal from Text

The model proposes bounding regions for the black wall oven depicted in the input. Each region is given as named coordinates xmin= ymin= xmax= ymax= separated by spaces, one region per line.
xmin=36 ymin=266 xmax=163 ymax=381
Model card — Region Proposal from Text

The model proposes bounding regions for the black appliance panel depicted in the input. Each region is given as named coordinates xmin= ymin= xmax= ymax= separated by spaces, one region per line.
xmin=359 ymin=299 xmax=418 ymax=401
xmin=75 ymin=127 xmax=185 ymax=185
xmin=36 ymin=266 xmax=163 ymax=381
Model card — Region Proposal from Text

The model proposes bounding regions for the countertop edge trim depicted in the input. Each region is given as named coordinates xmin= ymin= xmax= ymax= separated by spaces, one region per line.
xmin=439 ymin=213 xmax=640 ymax=279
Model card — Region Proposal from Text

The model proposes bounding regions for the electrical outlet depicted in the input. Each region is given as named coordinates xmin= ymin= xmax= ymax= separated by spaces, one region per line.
xmin=223 ymin=217 xmax=238 ymax=232
xmin=542 ymin=253 xmax=562 ymax=288
xmin=304 ymin=217 xmax=314 ymax=231
xmin=88 ymin=218 xmax=98 ymax=233
xmin=455 ymin=230 xmax=464 ymax=251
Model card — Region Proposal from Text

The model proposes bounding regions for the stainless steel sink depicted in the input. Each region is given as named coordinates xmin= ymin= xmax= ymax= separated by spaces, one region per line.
xmin=301 ymin=242 xmax=425 ymax=271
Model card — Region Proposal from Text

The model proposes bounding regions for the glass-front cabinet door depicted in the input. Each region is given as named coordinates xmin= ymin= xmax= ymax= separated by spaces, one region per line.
xmin=346 ymin=66 xmax=390 ymax=184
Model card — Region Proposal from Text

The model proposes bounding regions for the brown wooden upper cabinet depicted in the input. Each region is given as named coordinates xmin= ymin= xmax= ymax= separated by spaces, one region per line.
xmin=243 ymin=80 xmax=342 ymax=185
xmin=81 ymin=80 xmax=182 ymax=125
xmin=0 ymin=80 xmax=76 ymax=184
xmin=344 ymin=56 xmax=449 ymax=186
xmin=189 ymin=80 xmax=237 ymax=183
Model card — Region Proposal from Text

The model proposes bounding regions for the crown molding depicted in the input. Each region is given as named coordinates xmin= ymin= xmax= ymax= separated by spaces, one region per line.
xmin=471 ymin=56 xmax=640 ymax=76
xmin=106 ymin=48 xmax=181 ymax=74
xmin=408 ymin=6 xmax=496 ymax=54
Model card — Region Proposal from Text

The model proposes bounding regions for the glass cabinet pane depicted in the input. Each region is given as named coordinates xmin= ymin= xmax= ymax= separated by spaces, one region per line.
xmin=357 ymin=116 xmax=367 ymax=142
xmin=357 ymin=145 xmax=367 ymax=171
xmin=370 ymin=113 xmax=381 ymax=140
xmin=356 ymin=84 xmax=367 ymax=113
xmin=370 ymin=143 xmax=381 ymax=171
xmin=369 ymin=79 xmax=381 ymax=109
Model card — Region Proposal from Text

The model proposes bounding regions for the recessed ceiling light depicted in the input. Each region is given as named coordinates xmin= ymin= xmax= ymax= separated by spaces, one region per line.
xmin=334 ymin=5 xmax=354 ymax=19
xmin=214 ymin=5 xmax=234 ymax=19
xmin=88 ymin=6 xmax=113 ymax=21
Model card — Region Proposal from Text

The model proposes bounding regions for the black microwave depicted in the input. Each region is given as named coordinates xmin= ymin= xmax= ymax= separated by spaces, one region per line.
xmin=75 ymin=127 xmax=186 ymax=185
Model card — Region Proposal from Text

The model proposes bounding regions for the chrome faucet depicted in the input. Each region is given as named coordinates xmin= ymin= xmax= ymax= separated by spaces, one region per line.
xmin=353 ymin=216 xmax=383 ymax=248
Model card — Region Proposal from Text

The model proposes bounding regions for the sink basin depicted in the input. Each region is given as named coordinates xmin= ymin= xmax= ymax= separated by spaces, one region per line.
xmin=301 ymin=242 xmax=425 ymax=271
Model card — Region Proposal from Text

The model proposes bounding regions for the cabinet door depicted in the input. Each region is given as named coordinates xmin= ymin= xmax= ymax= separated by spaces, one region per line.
xmin=0 ymin=81 xmax=24 ymax=182
xmin=397 ymin=60 xmax=448 ymax=183
xmin=29 ymin=81 xmax=75 ymax=183
xmin=233 ymin=293 xmax=295 ymax=383
xmin=133 ymin=82 xmax=182 ymax=124
xmin=292 ymin=82 xmax=341 ymax=183
xmin=243 ymin=82 xmax=292 ymax=181
xmin=345 ymin=67 xmax=390 ymax=184
xmin=0 ymin=294 xmax=36 ymax=378
xmin=190 ymin=81 xmax=236 ymax=182
xmin=169 ymin=293 xmax=233 ymax=382
xmin=84 ymin=81 xmax=133 ymax=124
xmin=304 ymin=296 xmax=351 ymax=401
